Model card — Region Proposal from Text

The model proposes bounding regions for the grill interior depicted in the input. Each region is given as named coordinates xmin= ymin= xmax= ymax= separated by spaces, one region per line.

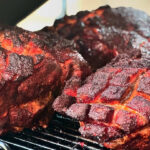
xmin=0 ymin=113 xmax=108 ymax=150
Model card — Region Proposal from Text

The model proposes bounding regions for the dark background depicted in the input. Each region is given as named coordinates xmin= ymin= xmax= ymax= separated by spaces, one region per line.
xmin=0 ymin=0 xmax=47 ymax=25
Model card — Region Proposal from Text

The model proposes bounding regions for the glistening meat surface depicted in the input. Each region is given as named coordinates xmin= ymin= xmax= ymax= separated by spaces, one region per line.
xmin=53 ymin=55 xmax=150 ymax=150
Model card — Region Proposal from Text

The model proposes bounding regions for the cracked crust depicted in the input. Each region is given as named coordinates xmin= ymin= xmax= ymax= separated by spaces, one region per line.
xmin=0 ymin=26 xmax=91 ymax=134
xmin=53 ymin=55 xmax=150 ymax=150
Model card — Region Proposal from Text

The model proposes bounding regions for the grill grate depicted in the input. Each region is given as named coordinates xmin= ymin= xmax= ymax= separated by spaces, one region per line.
xmin=0 ymin=113 xmax=109 ymax=150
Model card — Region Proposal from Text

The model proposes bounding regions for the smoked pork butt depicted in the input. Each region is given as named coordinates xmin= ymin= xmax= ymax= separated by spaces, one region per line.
xmin=0 ymin=26 xmax=90 ymax=134
xmin=53 ymin=54 xmax=150 ymax=150
xmin=53 ymin=6 xmax=150 ymax=71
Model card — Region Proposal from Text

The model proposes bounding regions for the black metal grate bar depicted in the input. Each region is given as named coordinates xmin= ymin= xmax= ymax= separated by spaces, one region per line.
xmin=0 ymin=113 xmax=109 ymax=150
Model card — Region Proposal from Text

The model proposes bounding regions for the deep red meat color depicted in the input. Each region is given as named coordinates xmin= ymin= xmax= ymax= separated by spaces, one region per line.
xmin=0 ymin=26 xmax=90 ymax=134
xmin=54 ymin=5 xmax=150 ymax=71
xmin=53 ymin=54 xmax=150 ymax=150
xmin=0 ymin=5 xmax=150 ymax=150
xmin=53 ymin=6 xmax=150 ymax=150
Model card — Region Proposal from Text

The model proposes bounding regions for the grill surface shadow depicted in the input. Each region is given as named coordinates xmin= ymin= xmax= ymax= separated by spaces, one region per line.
xmin=0 ymin=113 xmax=109 ymax=150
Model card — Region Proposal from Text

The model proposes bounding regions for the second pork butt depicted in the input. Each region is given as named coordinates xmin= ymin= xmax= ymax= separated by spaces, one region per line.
xmin=53 ymin=6 xmax=150 ymax=71
xmin=53 ymin=54 xmax=150 ymax=150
